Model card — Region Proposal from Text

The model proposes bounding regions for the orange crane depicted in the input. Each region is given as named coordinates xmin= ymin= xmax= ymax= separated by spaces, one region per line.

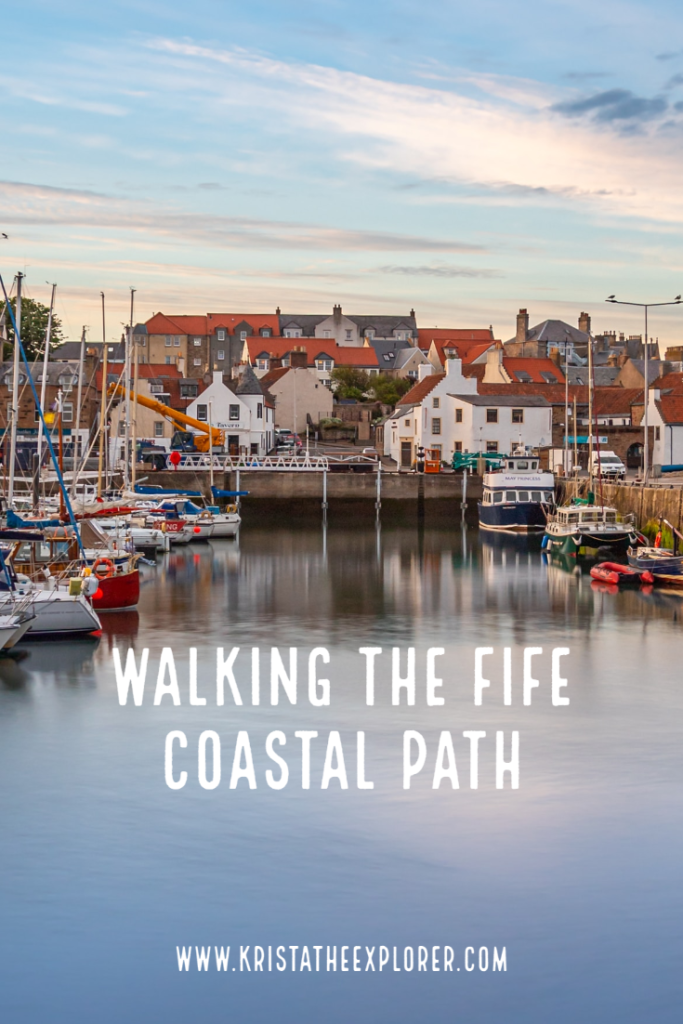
xmin=107 ymin=383 xmax=224 ymax=452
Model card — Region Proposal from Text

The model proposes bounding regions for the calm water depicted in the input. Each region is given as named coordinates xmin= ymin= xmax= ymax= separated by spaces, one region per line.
xmin=1 ymin=524 xmax=682 ymax=1023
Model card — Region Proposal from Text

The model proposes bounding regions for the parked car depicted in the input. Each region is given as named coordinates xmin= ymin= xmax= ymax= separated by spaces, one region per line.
xmin=274 ymin=429 xmax=302 ymax=449
xmin=590 ymin=450 xmax=626 ymax=480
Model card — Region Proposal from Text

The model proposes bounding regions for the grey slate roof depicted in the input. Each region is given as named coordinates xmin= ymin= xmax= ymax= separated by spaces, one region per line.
xmin=278 ymin=315 xmax=327 ymax=336
xmin=448 ymin=394 xmax=550 ymax=406
xmin=235 ymin=364 xmax=264 ymax=396
xmin=567 ymin=366 xmax=620 ymax=386
xmin=350 ymin=314 xmax=417 ymax=338
xmin=0 ymin=360 xmax=81 ymax=384
xmin=51 ymin=340 xmax=126 ymax=361
xmin=505 ymin=320 xmax=589 ymax=346
xmin=368 ymin=337 xmax=414 ymax=369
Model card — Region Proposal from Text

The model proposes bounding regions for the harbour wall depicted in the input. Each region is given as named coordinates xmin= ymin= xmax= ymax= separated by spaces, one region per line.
xmin=144 ymin=469 xmax=482 ymax=521
xmin=559 ymin=479 xmax=683 ymax=529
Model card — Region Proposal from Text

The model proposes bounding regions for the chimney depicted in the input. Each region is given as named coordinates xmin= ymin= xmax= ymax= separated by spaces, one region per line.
xmin=516 ymin=308 xmax=529 ymax=344
xmin=290 ymin=348 xmax=307 ymax=368
xmin=332 ymin=304 xmax=342 ymax=325
xmin=548 ymin=347 xmax=561 ymax=367
xmin=418 ymin=364 xmax=434 ymax=381
xmin=269 ymin=355 xmax=282 ymax=370
xmin=275 ymin=306 xmax=281 ymax=315
xmin=445 ymin=357 xmax=462 ymax=377
xmin=579 ymin=311 xmax=591 ymax=334
xmin=410 ymin=308 xmax=415 ymax=318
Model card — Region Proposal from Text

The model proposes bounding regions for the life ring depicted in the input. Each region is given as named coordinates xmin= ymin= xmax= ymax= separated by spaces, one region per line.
xmin=92 ymin=557 xmax=115 ymax=579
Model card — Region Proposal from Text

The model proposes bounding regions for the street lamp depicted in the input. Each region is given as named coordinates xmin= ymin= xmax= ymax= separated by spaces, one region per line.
xmin=605 ymin=295 xmax=682 ymax=482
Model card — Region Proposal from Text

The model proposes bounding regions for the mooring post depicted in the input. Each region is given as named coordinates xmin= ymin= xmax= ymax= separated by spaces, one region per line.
xmin=322 ymin=468 xmax=328 ymax=522
xmin=461 ymin=467 xmax=468 ymax=520
xmin=236 ymin=468 xmax=240 ymax=512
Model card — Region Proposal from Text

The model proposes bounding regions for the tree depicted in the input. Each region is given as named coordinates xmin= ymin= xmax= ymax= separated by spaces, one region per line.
xmin=0 ymin=297 xmax=64 ymax=360
xmin=330 ymin=366 xmax=372 ymax=399
xmin=369 ymin=374 xmax=413 ymax=407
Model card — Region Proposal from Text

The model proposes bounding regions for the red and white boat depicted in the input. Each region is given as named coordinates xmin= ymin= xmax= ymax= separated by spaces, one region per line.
xmin=88 ymin=557 xmax=140 ymax=611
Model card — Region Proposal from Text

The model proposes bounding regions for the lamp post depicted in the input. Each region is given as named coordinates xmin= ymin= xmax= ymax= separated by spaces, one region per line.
xmin=605 ymin=295 xmax=682 ymax=483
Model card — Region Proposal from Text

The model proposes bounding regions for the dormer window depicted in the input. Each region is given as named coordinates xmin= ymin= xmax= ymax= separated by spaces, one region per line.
xmin=217 ymin=329 xmax=226 ymax=341
xmin=366 ymin=329 xmax=375 ymax=339
xmin=316 ymin=358 xmax=333 ymax=371
xmin=260 ymin=328 xmax=271 ymax=337
xmin=256 ymin=358 xmax=269 ymax=370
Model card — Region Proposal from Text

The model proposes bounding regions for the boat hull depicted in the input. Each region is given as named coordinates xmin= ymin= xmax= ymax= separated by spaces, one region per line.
xmin=478 ymin=501 xmax=548 ymax=533
xmin=544 ymin=529 xmax=634 ymax=556
xmin=0 ymin=591 xmax=102 ymax=636
xmin=627 ymin=547 xmax=683 ymax=578
xmin=92 ymin=569 xmax=140 ymax=611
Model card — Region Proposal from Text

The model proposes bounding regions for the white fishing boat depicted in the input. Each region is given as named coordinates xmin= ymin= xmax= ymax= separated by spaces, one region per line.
xmin=543 ymin=503 xmax=638 ymax=557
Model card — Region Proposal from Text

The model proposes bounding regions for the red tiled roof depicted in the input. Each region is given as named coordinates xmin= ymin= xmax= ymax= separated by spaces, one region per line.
xmin=418 ymin=328 xmax=494 ymax=345
xmin=398 ymin=373 xmax=445 ymax=407
xmin=145 ymin=313 xmax=209 ymax=336
xmin=246 ymin=338 xmax=378 ymax=368
xmin=479 ymin=383 xmax=641 ymax=414
xmin=503 ymin=357 xmax=565 ymax=384
xmin=426 ymin=337 xmax=497 ymax=366
xmin=651 ymin=372 xmax=683 ymax=395
xmin=260 ymin=367 xmax=291 ymax=385
xmin=655 ymin=396 xmax=683 ymax=424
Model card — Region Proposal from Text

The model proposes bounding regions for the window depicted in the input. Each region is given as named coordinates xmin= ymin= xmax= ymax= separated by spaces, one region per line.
xmin=655 ymin=426 xmax=661 ymax=441
xmin=316 ymin=358 xmax=333 ymax=371
xmin=150 ymin=383 xmax=164 ymax=394
xmin=493 ymin=491 xmax=503 ymax=503
xmin=366 ymin=328 xmax=375 ymax=339
xmin=217 ymin=329 xmax=226 ymax=341
xmin=487 ymin=441 xmax=499 ymax=453
xmin=240 ymin=331 xmax=247 ymax=340
xmin=165 ymin=356 xmax=172 ymax=365
xmin=540 ymin=372 xmax=558 ymax=384
xmin=404 ymin=419 xmax=411 ymax=427
xmin=61 ymin=402 xmax=73 ymax=422
xmin=486 ymin=408 xmax=498 ymax=423
xmin=180 ymin=383 xmax=198 ymax=398
xmin=118 ymin=420 xmax=126 ymax=436
xmin=284 ymin=329 xmax=302 ymax=338
xmin=196 ymin=404 xmax=208 ymax=422
xmin=345 ymin=329 xmax=352 ymax=340
xmin=512 ymin=408 xmax=524 ymax=424
xmin=165 ymin=336 xmax=172 ymax=347
xmin=251 ymin=443 xmax=258 ymax=455
xmin=432 ymin=397 xmax=440 ymax=409
xmin=194 ymin=337 xmax=202 ymax=346
xmin=505 ymin=490 xmax=516 ymax=501
xmin=217 ymin=349 xmax=225 ymax=361
xmin=531 ymin=490 xmax=542 ymax=501
xmin=229 ymin=404 xmax=240 ymax=421
xmin=194 ymin=357 xmax=201 ymax=366
xmin=432 ymin=417 xmax=441 ymax=435
xmin=514 ymin=370 xmax=532 ymax=382
xmin=34 ymin=407 xmax=41 ymax=422
xmin=455 ymin=407 xmax=463 ymax=423
xmin=261 ymin=328 xmax=271 ymax=337
xmin=454 ymin=441 xmax=462 ymax=453
xmin=518 ymin=490 xmax=529 ymax=502
xmin=257 ymin=358 xmax=269 ymax=370
xmin=323 ymin=329 xmax=331 ymax=338
xmin=174 ymin=336 xmax=180 ymax=347
xmin=154 ymin=421 xmax=164 ymax=437
xmin=257 ymin=403 xmax=263 ymax=419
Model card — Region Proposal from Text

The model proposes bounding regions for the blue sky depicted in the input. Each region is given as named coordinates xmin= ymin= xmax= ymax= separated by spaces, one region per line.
xmin=2 ymin=0 xmax=683 ymax=343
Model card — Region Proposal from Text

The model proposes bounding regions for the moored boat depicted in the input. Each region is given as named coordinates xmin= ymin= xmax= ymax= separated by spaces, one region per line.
xmin=478 ymin=450 xmax=555 ymax=533
xmin=627 ymin=546 xmax=683 ymax=585
xmin=590 ymin=562 xmax=654 ymax=585
xmin=543 ymin=502 xmax=639 ymax=556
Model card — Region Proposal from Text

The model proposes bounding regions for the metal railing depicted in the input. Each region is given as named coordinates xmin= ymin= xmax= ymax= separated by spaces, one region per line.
xmin=166 ymin=453 xmax=380 ymax=472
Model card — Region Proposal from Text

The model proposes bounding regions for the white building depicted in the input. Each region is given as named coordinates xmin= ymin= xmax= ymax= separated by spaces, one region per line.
xmin=649 ymin=387 xmax=683 ymax=468
xmin=184 ymin=369 xmax=274 ymax=455
xmin=383 ymin=359 xmax=552 ymax=468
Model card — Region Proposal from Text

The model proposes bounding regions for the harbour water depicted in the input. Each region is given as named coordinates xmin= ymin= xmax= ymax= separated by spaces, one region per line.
xmin=1 ymin=524 xmax=682 ymax=1023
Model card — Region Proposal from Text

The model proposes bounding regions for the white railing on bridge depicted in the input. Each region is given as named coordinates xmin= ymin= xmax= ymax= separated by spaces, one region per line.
xmin=170 ymin=453 xmax=379 ymax=472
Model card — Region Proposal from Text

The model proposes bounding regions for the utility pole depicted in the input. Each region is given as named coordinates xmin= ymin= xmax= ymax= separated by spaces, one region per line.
xmin=8 ymin=272 xmax=23 ymax=505
xmin=97 ymin=292 xmax=107 ymax=498
xmin=131 ymin=325 xmax=139 ymax=492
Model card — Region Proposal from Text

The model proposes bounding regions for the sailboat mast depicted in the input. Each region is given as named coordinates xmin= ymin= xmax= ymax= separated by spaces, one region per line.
xmin=36 ymin=282 xmax=56 ymax=499
xmin=71 ymin=325 xmax=86 ymax=498
xmin=131 ymin=322 xmax=139 ymax=491
xmin=124 ymin=288 xmax=135 ymax=491
xmin=97 ymin=292 xmax=107 ymax=498
xmin=8 ymin=272 xmax=23 ymax=506
xmin=587 ymin=331 xmax=594 ymax=492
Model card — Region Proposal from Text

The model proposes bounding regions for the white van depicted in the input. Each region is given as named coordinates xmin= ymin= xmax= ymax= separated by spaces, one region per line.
xmin=590 ymin=450 xmax=626 ymax=480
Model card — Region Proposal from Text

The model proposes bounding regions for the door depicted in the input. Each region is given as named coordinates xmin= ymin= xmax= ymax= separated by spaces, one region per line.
xmin=401 ymin=441 xmax=412 ymax=469
xmin=228 ymin=435 xmax=240 ymax=456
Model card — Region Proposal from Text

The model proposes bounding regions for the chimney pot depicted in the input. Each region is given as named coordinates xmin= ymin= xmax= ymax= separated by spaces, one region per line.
xmin=516 ymin=308 xmax=530 ymax=345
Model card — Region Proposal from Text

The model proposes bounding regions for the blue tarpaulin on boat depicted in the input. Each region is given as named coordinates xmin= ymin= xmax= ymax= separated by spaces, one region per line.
xmin=134 ymin=485 xmax=202 ymax=497
xmin=6 ymin=509 xmax=61 ymax=529
xmin=211 ymin=487 xmax=249 ymax=498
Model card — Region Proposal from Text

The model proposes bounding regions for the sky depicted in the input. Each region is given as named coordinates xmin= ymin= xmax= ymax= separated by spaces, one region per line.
xmin=2 ymin=0 xmax=683 ymax=344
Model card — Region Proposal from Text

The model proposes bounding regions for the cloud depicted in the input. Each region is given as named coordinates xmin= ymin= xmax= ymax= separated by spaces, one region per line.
xmin=665 ymin=73 xmax=683 ymax=89
xmin=657 ymin=49 xmax=683 ymax=61
xmin=552 ymin=89 xmax=667 ymax=123
xmin=379 ymin=264 xmax=501 ymax=278
xmin=562 ymin=72 xmax=611 ymax=81
xmin=0 ymin=180 xmax=482 ymax=254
